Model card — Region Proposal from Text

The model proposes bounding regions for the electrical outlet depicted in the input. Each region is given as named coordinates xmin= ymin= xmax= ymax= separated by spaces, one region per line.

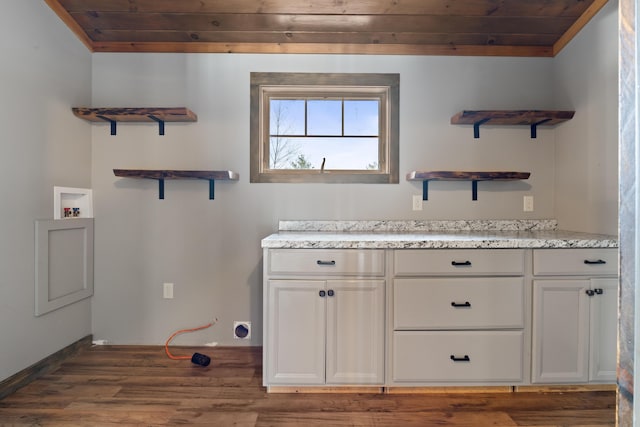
xmin=523 ymin=196 xmax=534 ymax=212
xmin=233 ymin=321 xmax=251 ymax=339
xmin=412 ymin=194 xmax=423 ymax=211
xmin=163 ymin=282 xmax=174 ymax=299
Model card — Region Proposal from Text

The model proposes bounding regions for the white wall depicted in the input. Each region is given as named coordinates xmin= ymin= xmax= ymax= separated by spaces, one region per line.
xmin=553 ymin=0 xmax=618 ymax=235
xmin=90 ymin=53 xmax=561 ymax=345
xmin=0 ymin=1 xmax=92 ymax=381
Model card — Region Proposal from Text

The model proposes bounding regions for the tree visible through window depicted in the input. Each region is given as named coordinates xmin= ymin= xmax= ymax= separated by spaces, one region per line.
xmin=250 ymin=73 xmax=399 ymax=183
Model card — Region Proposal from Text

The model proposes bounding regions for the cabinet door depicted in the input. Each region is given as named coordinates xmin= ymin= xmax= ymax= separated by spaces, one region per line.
xmin=266 ymin=280 xmax=326 ymax=385
xmin=325 ymin=280 xmax=385 ymax=384
xmin=589 ymin=278 xmax=618 ymax=382
xmin=532 ymin=280 xmax=590 ymax=383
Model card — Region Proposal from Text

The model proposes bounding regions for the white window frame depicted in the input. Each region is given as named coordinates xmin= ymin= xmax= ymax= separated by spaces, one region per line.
xmin=250 ymin=72 xmax=399 ymax=183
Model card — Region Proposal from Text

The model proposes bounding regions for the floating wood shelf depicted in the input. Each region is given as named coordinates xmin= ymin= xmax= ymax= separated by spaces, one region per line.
xmin=73 ymin=107 xmax=197 ymax=135
xmin=450 ymin=110 xmax=575 ymax=139
xmin=113 ymin=169 xmax=239 ymax=200
xmin=407 ymin=171 xmax=531 ymax=201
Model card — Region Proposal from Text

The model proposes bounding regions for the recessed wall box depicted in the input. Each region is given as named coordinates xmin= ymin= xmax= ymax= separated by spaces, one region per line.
xmin=54 ymin=186 xmax=93 ymax=219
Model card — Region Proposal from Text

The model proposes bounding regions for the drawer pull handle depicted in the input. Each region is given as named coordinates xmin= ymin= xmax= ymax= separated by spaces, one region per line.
xmin=450 ymin=355 xmax=470 ymax=362
xmin=319 ymin=290 xmax=326 ymax=297
xmin=451 ymin=301 xmax=471 ymax=308
xmin=451 ymin=261 xmax=472 ymax=267
xmin=317 ymin=260 xmax=336 ymax=266
xmin=584 ymin=259 xmax=606 ymax=265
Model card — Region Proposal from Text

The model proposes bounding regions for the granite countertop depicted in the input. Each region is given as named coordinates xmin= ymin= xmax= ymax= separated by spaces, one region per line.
xmin=261 ymin=220 xmax=618 ymax=249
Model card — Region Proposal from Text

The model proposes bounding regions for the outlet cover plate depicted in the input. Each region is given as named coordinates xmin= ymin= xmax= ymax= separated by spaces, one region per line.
xmin=163 ymin=282 xmax=174 ymax=299
xmin=412 ymin=194 xmax=423 ymax=211
xmin=523 ymin=196 xmax=534 ymax=212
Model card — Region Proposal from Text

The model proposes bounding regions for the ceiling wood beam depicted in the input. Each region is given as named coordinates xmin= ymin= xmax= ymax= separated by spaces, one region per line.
xmin=70 ymin=13 xmax=575 ymax=35
xmin=89 ymin=41 xmax=554 ymax=57
xmin=87 ymin=30 xmax=559 ymax=46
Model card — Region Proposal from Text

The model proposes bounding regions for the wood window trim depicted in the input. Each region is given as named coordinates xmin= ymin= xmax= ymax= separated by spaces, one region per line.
xmin=250 ymin=72 xmax=399 ymax=184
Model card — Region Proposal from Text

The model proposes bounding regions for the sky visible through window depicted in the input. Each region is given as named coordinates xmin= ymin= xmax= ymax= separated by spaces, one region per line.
xmin=269 ymin=98 xmax=380 ymax=170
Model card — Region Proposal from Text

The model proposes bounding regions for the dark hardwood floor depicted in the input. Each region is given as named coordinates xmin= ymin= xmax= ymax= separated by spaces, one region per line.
xmin=0 ymin=345 xmax=616 ymax=426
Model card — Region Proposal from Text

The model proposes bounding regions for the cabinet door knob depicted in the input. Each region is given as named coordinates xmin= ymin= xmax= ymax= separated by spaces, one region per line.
xmin=594 ymin=288 xmax=604 ymax=295
xmin=584 ymin=259 xmax=606 ymax=265
xmin=451 ymin=301 xmax=471 ymax=308
xmin=586 ymin=289 xmax=595 ymax=296
xmin=450 ymin=355 xmax=471 ymax=362
xmin=451 ymin=261 xmax=472 ymax=267
xmin=317 ymin=260 xmax=336 ymax=266
xmin=319 ymin=290 xmax=326 ymax=297
xmin=327 ymin=289 xmax=335 ymax=297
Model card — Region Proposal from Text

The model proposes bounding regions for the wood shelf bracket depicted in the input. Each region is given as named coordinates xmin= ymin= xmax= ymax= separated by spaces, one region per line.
xmin=97 ymin=114 xmax=165 ymax=136
xmin=72 ymin=107 xmax=197 ymax=136
xmin=451 ymin=110 xmax=575 ymax=139
xmin=209 ymin=179 xmax=215 ymax=200
xmin=422 ymin=179 xmax=479 ymax=200
xmin=147 ymin=115 xmax=166 ymax=135
xmin=96 ymin=115 xmax=117 ymax=135
xmin=113 ymin=169 xmax=238 ymax=200
xmin=408 ymin=171 xmax=530 ymax=202
xmin=154 ymin=178 xmax=217 ymax=200
xmin=471 ymin=117 xmax=554 ymax=139
xmin=158 ymin=179 xmax=165 ymax=199
xmin=530 ymin=118 xmax=552 ymax=138
xmin=473 ymin=118 xmax=491 ymax=139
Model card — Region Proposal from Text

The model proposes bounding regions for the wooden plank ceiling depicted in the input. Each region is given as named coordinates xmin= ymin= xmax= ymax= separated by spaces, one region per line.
xmin=44 ymin=0 xmax=608 ymax=57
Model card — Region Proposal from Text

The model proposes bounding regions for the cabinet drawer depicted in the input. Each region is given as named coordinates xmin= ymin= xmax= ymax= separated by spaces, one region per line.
xmin=394 ymin=277 xmax=524 ymax=329
xmin=533 ymin=249 xmax=618 ymax=276
xmin=268 ymin=249 xmax=385 ymax=276
xmin=393 ymin=331 xmax=524 ymax=383
xmin=394 ymin=249 xmax=524 ymax=276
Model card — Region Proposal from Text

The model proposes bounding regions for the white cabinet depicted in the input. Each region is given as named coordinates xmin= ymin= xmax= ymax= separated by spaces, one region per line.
xmin=266 ymin=280 xmax=325 ymax=384
xmin=531 ymin=249 xmax=618 ymax=384
xmin=390 ymin=249 xmax=527 ymax=385
xmin=263 ymin=249 xmax=385 ymax=387
xmin=262 ymin=244 xmax=618 ymax=390
xmin=326 ymin=280 xmax=385 ymax=384
xmin=589 ymin=278 xmax=618 ymax=381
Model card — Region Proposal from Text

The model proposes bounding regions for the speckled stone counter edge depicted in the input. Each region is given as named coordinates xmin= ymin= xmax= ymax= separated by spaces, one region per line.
xmin=264 ymin=220 xmax=618 ymax=249
xmin=278 ymin=219 xmax=558 ymax=232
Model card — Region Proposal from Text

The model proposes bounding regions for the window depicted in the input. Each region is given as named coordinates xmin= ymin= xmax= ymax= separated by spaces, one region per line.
xmin=250 ymin=73 xmax=399 ymax=183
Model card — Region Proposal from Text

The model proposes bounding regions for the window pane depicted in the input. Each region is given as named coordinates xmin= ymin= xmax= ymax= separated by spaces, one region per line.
xmin=271 ymin=137 xmax=379 ymax=170
xmin=270 ymin=99 xmax=305 ymax=135
xmin=344 ymin=100 xmax=379 ymax=136
xmin=307 ymin=100 xmax=342 ymax=135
